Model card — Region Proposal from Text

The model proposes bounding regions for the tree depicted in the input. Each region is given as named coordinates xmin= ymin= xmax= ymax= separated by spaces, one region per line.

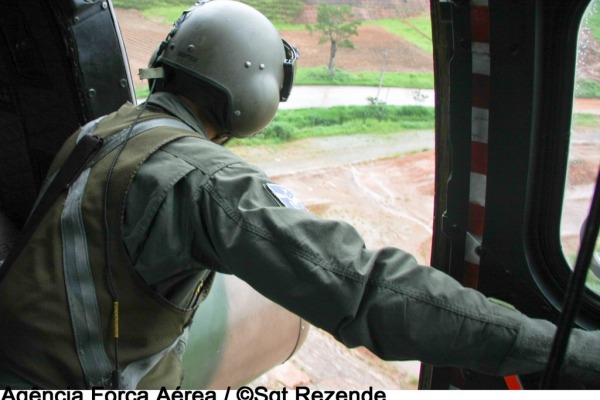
xmin=308 ymin=4 xmax=361 ymax=77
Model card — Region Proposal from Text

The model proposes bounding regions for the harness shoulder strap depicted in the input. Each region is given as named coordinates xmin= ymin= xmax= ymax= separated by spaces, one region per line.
xmin=0 ymin=133 xmax=103 ymax=283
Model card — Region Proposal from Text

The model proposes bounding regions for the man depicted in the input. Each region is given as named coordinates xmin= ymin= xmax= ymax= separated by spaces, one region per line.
xmin=0 ymin=0 xmax=598 ymax=390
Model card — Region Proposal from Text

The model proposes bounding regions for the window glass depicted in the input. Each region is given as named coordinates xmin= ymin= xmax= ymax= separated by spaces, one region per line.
xmin=563 ymin=0 xmax=600 ymax=294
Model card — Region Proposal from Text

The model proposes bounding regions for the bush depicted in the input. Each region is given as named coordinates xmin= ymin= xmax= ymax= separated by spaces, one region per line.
xmin=232 ymin=105 xmax=435 ymax=146
xmin=260 ymin=121 xmax=296 ymax=142
xmin=112 ymin=0 xmax=189 ymax=10
xmin=240 ymin=0 xmax=304 ymax=23
xmin=295 ymin=67 xmax=434 ymax=89
xmin=575 ymin=78 xmax=600 ymax=98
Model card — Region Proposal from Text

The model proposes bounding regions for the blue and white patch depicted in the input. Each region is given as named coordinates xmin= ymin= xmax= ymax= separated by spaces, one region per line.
xmin=265 ymin=183 xmax=307 ymax=211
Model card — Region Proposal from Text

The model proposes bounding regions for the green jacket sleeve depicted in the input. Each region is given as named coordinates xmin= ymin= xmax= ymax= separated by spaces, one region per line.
xmin=125 ymin=138 xmax=600 ymax=384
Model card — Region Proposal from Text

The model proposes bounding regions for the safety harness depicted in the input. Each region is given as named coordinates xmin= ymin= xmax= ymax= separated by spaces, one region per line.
xmin=0 ymin=113 xmax=211 ymax=389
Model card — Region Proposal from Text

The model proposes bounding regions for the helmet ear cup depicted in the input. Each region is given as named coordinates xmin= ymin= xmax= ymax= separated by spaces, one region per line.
xmin=146 ymin=0 xmax=291 ymax=138
xmin=230 ymin=71 xmax=281 ymax=137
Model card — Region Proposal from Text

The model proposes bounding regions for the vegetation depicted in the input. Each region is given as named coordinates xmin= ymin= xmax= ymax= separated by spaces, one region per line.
xmin=366 ymin=16 xmax=433 ymax=54
xmin=572 ymin=113 xmax=600 ymax=127
xmin=307 ymin=4 xmax=361 ymax=77
xmin=141 ymin=5 xmax=188 ymax=22
xmin=134 ymin=69 xmax=434 ymax=99
xmin=574 ymin=79 xmax=600 ymax=98
xmin=296 ymin=67 xmax=434 ymax=88
xmin=229 ymin=105 xmax=435 ymax=146
xmin=112 ymin=0 xmax=187 ymax=10
xmin=118 ymin=0 xmax=435 ymax=95
xmin=241 ymin=0 xmax=304 ymax=24
xmin=114 ymin=0 xmax=303 ymax=24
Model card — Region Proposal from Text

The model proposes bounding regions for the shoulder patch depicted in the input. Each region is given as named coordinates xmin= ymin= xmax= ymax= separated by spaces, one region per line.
xmin=265 ymin=183 xmax=307 ymax=211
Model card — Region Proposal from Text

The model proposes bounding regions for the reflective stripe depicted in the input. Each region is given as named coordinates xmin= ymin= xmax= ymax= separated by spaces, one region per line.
xmin=62 ymin=168 xmax=112 ymax=387
xmin=88 ymin=118 xmax=193 ymax=168
xmin=120 ymin=327 xmax=190 ymax=389
xmin=61 ymin=117 xmax=194 ymax=387
xmin=76 ymin=117 xmax=106 ymax=143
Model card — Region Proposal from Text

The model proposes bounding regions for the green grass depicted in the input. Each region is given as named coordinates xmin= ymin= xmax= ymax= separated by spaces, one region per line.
xmin=296 ymin=67 xmax=434 ymax=88
xmin=240 ymin=0 xmax=304 ymax=24
xmin=112 ymin=0 xmax=188 ymax=10
xmin=116 ymin=0 xmax=303 ymax=25
xmin=118 ymin=2 xmax=436 ymax=94
xmin=112 ymin=0 xmax=189 ymax=22
xmin=142 ymin=5 xmax=187 ymax=23
xmin=572 ymin=113 xmax=600 ymax=127
xmin=366 ymin=15 xmax=433 ymax=54
xmin=274 ymin=22 xmax=306 ymax=31
xmin=136 ymin=86 xmax=150 ymax=100
xmin=575 ymin=78 xmax=600 ymax=98
xmin=229 ymin=105 xmax=435 ymax=146
xmin=134 ymin=69 xmax=434 ymax=99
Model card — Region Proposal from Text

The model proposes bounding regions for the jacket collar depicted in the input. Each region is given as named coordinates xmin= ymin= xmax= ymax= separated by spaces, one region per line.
xmin=146 ymin=92 xmax=209 ymax=139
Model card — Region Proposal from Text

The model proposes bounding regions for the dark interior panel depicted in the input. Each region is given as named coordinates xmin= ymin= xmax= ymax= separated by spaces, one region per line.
xmin=0 ymin=0 xmax=132 ymax=228
xmin=0 ymin=1 xmax=83 ymax=227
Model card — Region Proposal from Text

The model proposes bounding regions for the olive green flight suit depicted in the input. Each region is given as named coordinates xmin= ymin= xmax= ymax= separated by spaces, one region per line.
xmin=0 ymin=92 xmax=598 ymax=388
xmin=125 ymin=93 xmax=599 ymax=385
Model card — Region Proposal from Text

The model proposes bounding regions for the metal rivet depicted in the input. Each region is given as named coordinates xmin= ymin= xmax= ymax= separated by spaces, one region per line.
xmin=120 ymin=79 xmax=127 ymax=88
xmin=234 ymin=110 xmax=242 ymax=117
xmin=259 ymin=64 xmax=266 ymax=70
xmin=102 ymin=2 xmax=108 ymax=10
xmin=88 ymin=88 xmax=96 ymax=98
xmin=73 ymin=16 xmax=80 ymax=24
xmin=187 ymin=44 xmax=195 ymax=52
xmin=244 ymin=61 xmax=252 ymax=68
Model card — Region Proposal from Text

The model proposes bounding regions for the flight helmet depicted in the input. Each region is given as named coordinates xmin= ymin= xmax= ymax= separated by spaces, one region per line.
xmin=142 ymin=0 xmax=299 ymax=138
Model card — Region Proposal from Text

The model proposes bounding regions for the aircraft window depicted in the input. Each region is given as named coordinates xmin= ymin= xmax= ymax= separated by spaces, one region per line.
xmin=563 ymin=0 xmax=600 ymax=295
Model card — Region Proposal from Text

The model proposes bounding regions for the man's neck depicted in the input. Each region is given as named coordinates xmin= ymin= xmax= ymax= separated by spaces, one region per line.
xmin=177 ymin=95 xmax=220 ymax=142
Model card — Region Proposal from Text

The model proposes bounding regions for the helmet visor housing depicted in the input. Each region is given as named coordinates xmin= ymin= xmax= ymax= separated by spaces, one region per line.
xmin=281 ymin=39 xmax=299 ymax=102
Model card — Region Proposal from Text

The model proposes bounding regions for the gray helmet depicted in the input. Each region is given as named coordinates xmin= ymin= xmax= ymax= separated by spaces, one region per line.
xmin=144 ymin=0 xmax=299 ymax=138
